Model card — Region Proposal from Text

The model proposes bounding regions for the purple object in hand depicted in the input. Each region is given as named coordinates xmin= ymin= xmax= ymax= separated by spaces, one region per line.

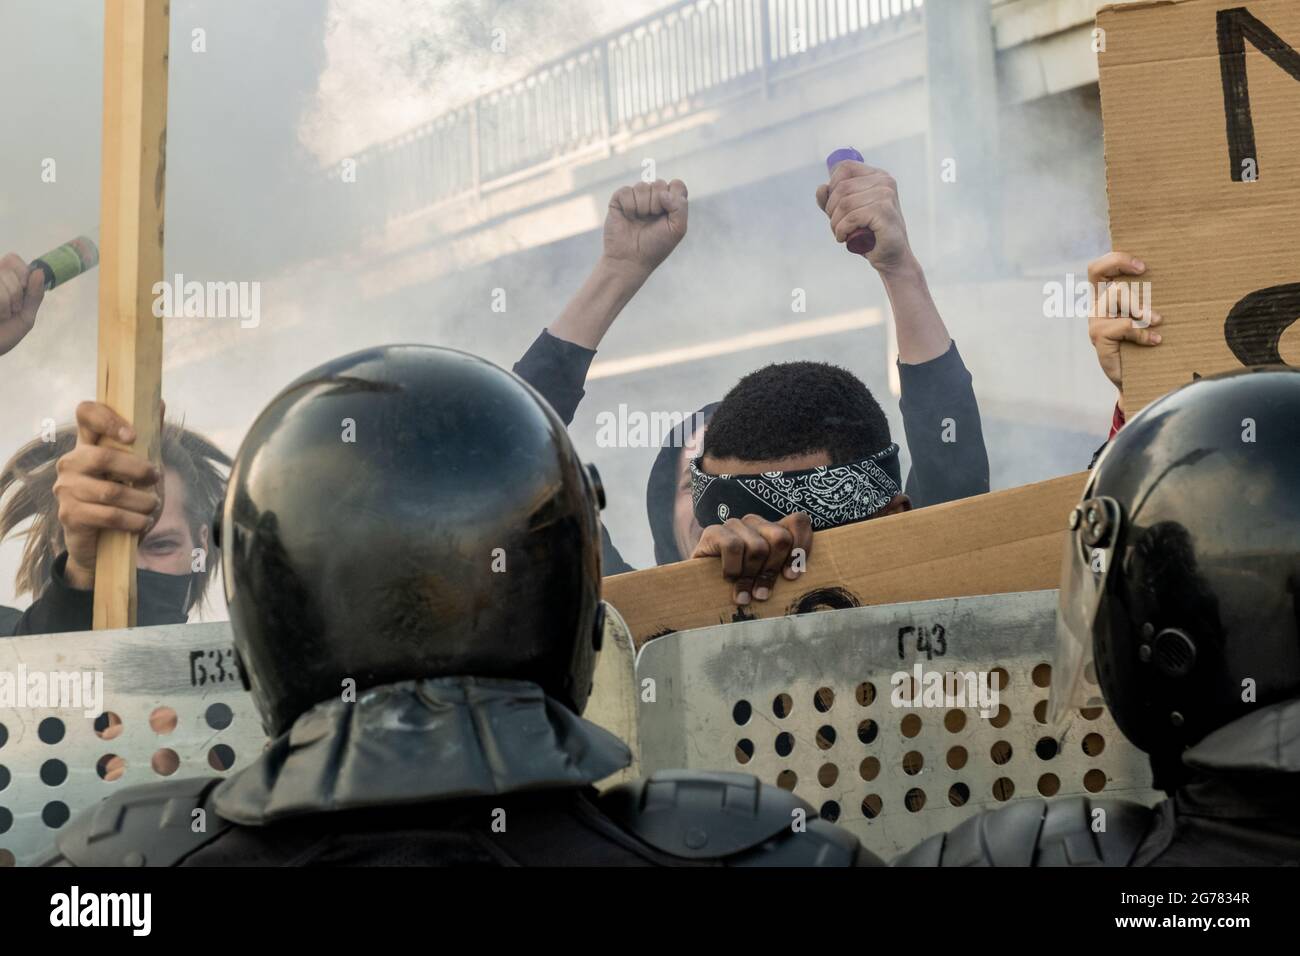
xmin=825 ymin=147 xmax=876 ymax=256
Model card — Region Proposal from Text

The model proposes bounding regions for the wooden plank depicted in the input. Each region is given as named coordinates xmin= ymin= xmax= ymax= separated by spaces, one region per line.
xmin=603 ymin=472 xmax=1087 ymax=647
xmin=94 ymin=0 xmax=170 ymax=629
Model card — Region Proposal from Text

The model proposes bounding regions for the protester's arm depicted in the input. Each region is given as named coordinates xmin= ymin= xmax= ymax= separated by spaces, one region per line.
xmin=817 ymin=164 xmax=987 ymax=504
xmin=550 ymin=179 xmax=689 ymax=349
xmin=0 ymin=253 xmax=46 ymax=356
xmin=13 ymin=553 xmax=97 ymax=635
xmin=816 ymin=165 xmax=949 ymax=363
xmin=512 ymin=331 xmax=598 ymax=426
xmin=896 ymin=343 xmax=989 ymax=506
xmin=513 ymin=179 xmax=688 ymax=425
xmin=512 ymin=181 xmax=688 ymax=578
xmin=1087 ymin=251 xmax=1164 ymax=419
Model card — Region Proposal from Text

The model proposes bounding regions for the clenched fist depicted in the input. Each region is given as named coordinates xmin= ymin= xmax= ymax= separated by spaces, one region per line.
xmin=816 ymin=163 xmax=913 ymax=276
xmin=602 ymin=178 xmax=688 ymax=279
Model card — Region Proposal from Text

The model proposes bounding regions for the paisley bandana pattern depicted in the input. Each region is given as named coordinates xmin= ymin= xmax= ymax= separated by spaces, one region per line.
xmin=690 ymin=444 xmax=902 ymax=531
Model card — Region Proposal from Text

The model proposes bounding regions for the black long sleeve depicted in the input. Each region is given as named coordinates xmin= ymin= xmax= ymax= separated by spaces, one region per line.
xmin=512 ymin=331 xmax=637 ymax=574
xmin=897 ymin=340 xmax=990 ymax=508
xmin=512 ymin=330 xmax=597 ymax=426
xmin=14 ymin=553 xmax=100 ymax=636
xmin=0 ymin=606 xmax=21 ymax=637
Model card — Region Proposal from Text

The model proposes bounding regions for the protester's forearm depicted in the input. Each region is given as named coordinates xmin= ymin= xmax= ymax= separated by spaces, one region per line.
xmin=879 ymin=253 xmax=951 ymax=365
xmin=547 ymin=257 xmax=650 ymax=350
xmin=898 ymin=342 xmax=990 ymax=507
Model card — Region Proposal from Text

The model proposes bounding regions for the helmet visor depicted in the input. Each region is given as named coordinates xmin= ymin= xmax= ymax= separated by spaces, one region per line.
xmin=1049 ymin=497 xmax=1120 ymax=725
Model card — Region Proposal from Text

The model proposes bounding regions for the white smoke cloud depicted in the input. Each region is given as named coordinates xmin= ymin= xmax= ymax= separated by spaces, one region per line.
xmin=299 ymin=0 xmax=666 ymax=164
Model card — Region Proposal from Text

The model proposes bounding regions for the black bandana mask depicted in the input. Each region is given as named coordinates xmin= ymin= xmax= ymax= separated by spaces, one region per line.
xmin=690 ymin=444 xmax=902 ymax=531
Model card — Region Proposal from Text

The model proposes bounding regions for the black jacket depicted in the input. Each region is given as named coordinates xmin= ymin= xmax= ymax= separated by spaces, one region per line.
xmin=39 ymin=677 xmax=878 ymax=867
xmin=894 ymin=698 xmax=1300 ymax=866
xmin=513 ymin=331 xmax=635 ymax=574
xmin=8 ymin=552 xmax=191 ymax=637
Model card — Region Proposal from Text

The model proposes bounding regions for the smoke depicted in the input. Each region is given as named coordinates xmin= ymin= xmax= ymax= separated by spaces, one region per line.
xmin=299 ymin=0 xmax=666 ymax=164
xmin=0 ymin=0 xmax=1118 ymax=605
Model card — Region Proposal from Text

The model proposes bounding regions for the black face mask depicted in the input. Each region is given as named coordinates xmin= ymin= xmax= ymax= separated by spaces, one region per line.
xmin=137 ymin=568 xmax=195 ymax=626
xmin=689 ymin=443 xmax=903 ymax=531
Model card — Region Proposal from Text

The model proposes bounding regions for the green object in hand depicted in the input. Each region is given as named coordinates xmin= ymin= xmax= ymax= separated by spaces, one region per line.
xmin=31 ymin=231 xmax=100 ymax=291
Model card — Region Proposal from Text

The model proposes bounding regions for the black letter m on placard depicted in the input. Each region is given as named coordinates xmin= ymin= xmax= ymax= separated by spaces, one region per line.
xmin=1218 ymin=7 xmax=1300 ymax=181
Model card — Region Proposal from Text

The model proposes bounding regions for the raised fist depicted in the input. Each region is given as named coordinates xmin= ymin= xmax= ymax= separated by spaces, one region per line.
xmin=602 ymin=178 xmax=689 ymax=278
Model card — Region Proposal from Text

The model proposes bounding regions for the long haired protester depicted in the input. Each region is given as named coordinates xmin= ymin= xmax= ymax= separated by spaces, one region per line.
xmin=0 ymin=402 xmax=229 ymax=636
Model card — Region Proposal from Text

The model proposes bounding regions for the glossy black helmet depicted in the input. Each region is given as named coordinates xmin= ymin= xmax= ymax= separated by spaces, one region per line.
xmin=1051 ymin=367 xmax=1300 ymax=786
xmin=219 ymin=345 xmax=606 ymax=737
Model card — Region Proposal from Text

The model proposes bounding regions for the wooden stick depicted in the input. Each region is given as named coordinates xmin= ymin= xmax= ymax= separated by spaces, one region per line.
xmin=94 ymin=0 xmax=170 ymax=629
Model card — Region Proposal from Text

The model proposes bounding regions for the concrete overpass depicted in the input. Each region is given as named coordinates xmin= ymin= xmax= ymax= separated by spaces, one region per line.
xmin=158 ymin=0 xmax=1120 ymax=570
xmin=301 ymin=0 xmax=1108 ymax=292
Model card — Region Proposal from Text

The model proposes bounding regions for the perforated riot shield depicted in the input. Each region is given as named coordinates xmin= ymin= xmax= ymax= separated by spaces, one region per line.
xmin=634 ymin=589 xmax=1159 ymax=859
xmin=0 ymin=606 xmax=639 ymax=867
xmin=2 ymin=590 xmax=1155 ymax=865
xmin=0 ymin=621 xmax=260 ymax=867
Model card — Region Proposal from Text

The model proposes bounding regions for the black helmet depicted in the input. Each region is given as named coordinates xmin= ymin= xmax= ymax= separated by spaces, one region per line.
xmin=219 ymin=345 xmax=606 ymax=737
xmin=1051 ymin=367 xmax=1300 ymax=785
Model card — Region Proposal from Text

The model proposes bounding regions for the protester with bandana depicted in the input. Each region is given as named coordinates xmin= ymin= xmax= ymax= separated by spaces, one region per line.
xmin=685 ymin=159 xmax=989 ymax=602
xmin=688 ymin=359 xmax=910 ymax=604
xmin=516 ymin=161 xmax=989 ymax=585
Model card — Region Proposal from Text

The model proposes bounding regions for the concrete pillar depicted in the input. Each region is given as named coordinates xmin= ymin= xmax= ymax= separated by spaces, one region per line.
xmin=923 ymin=0 xmax=1004 ymax=279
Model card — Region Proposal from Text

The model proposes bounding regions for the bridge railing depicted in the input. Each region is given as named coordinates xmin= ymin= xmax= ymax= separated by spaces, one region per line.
xmin=322 ymin=0 xmax=925 ymax=241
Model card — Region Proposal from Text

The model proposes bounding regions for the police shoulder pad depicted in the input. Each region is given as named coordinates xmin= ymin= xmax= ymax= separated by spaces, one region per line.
xmin=41 ymin=776 xmax=232 ymax=868
xmin=599 ymin=769 xmax=869 ymax=865
xmin=893 ymin=796 xmax=1154 ymax=867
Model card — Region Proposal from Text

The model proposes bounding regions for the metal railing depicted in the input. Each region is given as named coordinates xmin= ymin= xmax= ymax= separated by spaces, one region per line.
xmin=327 ymin=0 xmax=924 ymax=236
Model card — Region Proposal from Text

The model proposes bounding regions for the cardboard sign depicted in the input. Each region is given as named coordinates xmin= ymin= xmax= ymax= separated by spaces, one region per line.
xmin=1098 ymin=0 xmax=1300 ymax=413
xmin=603 ymin=472 xmax=1087 ymax=647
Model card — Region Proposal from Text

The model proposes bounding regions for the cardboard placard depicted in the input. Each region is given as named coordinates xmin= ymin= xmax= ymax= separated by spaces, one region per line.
xmin=1098 ymin=0 xmax=1300 ymax=413
xmin=603 ymin=472 xmax=1087 ymax=647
